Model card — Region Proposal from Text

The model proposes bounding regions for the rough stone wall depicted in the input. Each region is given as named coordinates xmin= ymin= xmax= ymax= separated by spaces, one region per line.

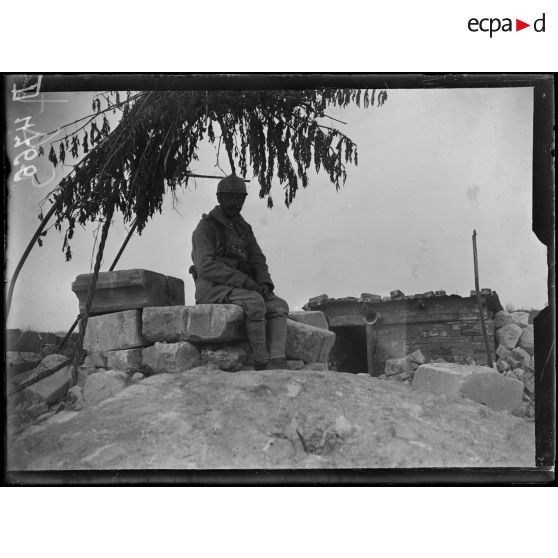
xmin=375 ymin=319 xmax=495 ymax=365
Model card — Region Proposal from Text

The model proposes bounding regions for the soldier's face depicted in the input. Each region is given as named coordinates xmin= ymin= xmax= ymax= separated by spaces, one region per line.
xmin=218 ymin=192 xmax=247 ymax=218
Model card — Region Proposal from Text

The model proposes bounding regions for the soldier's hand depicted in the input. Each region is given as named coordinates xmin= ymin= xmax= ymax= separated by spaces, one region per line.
xmin=258 ymin=283 xmax=273 ymax=299
xmin=244 ymin=277 xmax=260 ymax=291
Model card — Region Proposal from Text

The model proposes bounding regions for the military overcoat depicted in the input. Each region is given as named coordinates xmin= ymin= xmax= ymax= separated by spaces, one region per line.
xmin=191 ymin=205 xmax=274 ymax=303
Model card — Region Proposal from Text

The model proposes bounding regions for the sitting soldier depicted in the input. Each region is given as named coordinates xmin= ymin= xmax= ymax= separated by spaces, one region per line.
xmin=190 ymin=174 xmax=289 ymax=370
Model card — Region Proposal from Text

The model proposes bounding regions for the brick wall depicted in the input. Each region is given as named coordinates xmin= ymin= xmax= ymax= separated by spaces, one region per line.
xmin=319 ymin=294 xmax=496 ymax=370
xmin=374 ymin=319 xmax=495 ymax=365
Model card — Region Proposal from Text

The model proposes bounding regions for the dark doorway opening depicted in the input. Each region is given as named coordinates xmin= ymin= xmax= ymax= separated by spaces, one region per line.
xmin=329 ymin=326 xmax=367 ymax=373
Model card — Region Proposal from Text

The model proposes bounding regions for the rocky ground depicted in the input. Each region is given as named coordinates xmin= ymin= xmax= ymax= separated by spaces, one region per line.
xmin=7 ymin=366 xmax=535 ymax=470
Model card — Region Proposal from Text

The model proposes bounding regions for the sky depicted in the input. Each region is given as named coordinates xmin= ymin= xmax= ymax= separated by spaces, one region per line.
xmin=5 ymin=79 xmax=547 ymax=332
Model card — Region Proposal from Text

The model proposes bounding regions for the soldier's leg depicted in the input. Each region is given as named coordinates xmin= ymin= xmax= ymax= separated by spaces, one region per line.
xmin=226 ymin=288 xmax=269 ymax=365
xmin=264 ymin=294 xmax=289 ymax=360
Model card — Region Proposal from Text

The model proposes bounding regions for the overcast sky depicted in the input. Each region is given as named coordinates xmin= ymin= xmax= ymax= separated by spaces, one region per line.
xmin=6 ymin=81 xmax=547 ymax=332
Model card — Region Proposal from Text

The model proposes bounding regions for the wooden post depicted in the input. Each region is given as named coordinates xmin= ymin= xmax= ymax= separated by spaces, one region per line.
xmin=472 ymin=230 xmax=494 ymax=368
xmin=365 ymin=324 xmax=377 ymax=376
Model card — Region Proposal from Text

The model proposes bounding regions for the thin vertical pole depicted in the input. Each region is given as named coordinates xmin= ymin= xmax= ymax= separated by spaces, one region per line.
xmin=365 ymin=324 xmax=377 ymax=376
xmin=472 ymin=230 xmax=494 ymax=368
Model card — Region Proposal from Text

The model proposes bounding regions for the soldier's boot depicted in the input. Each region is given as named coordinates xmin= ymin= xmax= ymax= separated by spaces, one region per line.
xmin=245 ymin=319 xmax=269 ymax=369
xmin=266 ymin=314 xmax=288 ymax=369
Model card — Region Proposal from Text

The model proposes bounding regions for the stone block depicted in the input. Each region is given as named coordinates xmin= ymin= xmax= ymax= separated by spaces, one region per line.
xmin=84 ymin=310 xmax=146 ymax=352
xmin=517 ymin=325 xmax=534 ymax=355
xmin=84 ymin=352 xmax=108 ymax=368
xmin=83 ymin=369 xmax=129 ymax=406
xmin=493 ymin=311 xmax=513 ymax=329
xmin=510 ymin=312 xmax=529 ymax=327
xmin=511 ymin=347 xmax=531 ymax=368
xmin=142 ymin=304 xmax=245 ymax=344
xmin=288 ymin=310 xmax=329 ymax=330
xmin=496 ymin=345 xmax=511 ymax=359
xmin=385 ymin=358 xmax=402 ymax=376
xmin=496 ymin=358 xmax=511 ymax=373
xmin=72 ymin=269 xmax=185 ymax=315
xmin=183 ymin=304 xmax=246 ymax=344
xmin=495 ymin=323 xmax=523 ymax=350
xmin=412 ymin=363 xmax=523 ymax=411
xmin=409 ymin=349 xmax=426 ymax=365
xmin=285 ymin=319 xmax=336 ymax=363
xmin=201 ymin=346 xmax=247 ymax=372
xmin=106 ymin=348 xmax=143 ymax=374
xmin=142 ymin=342 xmax=201 ymax=374
xmin=286 ymin=360 xmax=305 ymax=370
xmin=303 ymin=362 xmax=329 ymax=371
xmin=360 ymin=293 xmax=382 ymax=302
xmin=23 ymin=354 xmax=73 ymax=406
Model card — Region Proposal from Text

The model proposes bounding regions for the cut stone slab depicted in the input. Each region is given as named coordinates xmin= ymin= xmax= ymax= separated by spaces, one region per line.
xmin=510 ymin=312 xmax=529 ymax=327
xmin=511 ymin=347 xmax=531 ymax=368
xmin=23 ymin=354 xmax=73 ymax=406
xmin=201 ymin=346 xmax=247 ymax=372
xmin=517 ymin=325 xmax=534 ymax=355
xmin=493 ymin=311 xmax=514 ymax=329
xmin=285 ymin=319 xmax=336 ymax=363
xmin=288 ymin=310 xmax=329 ymax=330
xmin=409 ymin=349 xmax=426 ymax=365
xmin=496 ymin=345 xmax=511 ymax=359
xmin=385 ymin=358 xmax=403 ymax=376
xmin=360 ymin=293 xmax=382 ymax=302
xmin=84 ymin=310 xmax=147 ymax=353
xmin=142 ymin=342 xmax=201 ymax=374
xmin=107 ymin=348 xmax=143 ymax=374
xmin=83 ymin=369 xmax=129 ymax=406
xmin=286 ymin=360 xmax=305 ymax=370
xmin=142 ymin=304 xmax=245 ymax=344
xmin=495 ymin=323 xmax=523 ymax=350
xmin=496 ymin=358 xmax=511 ymax=373
xmin=303 ymin=362 xmax=329 ymax=371
xmin=84 ymin=352 xmax=108 ymax=368
xmin=385 ymin=350 xmax=424 ymax=376
xmin=412 ymin=363 xmax=523 ymax=411
xmin=72 ymin=269 xmax=185 ymax=315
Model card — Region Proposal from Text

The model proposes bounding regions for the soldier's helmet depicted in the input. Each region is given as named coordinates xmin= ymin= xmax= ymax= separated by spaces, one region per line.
xmin=217 ymin=174 xmax=247 ymax=195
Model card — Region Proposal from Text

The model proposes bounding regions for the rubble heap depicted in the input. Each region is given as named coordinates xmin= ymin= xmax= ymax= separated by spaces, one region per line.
xmin=8 ymin=270 xmax=335 ymax=425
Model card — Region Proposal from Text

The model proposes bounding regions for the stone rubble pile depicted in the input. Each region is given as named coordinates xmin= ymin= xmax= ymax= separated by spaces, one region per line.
xmin=492 ymin=310 xmax=535 ymax=401
xmin=8 ymin=270 xmax=336 ymax=424
xmin=303 ymin=288 xmax=485 ymax=309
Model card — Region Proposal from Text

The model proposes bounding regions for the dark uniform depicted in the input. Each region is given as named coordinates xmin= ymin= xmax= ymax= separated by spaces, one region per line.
xmin=191 ymin=204 xmax=289 ymax=365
